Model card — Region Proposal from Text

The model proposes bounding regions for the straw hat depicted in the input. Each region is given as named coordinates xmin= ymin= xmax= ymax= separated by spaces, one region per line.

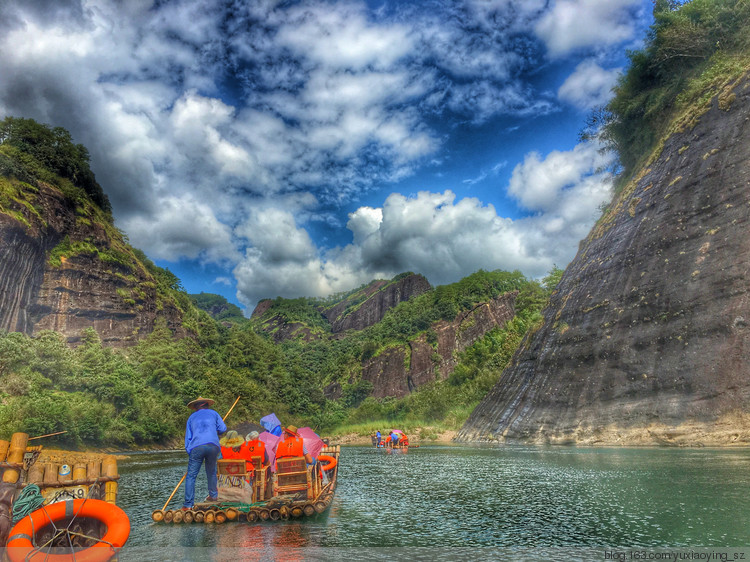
xmin=246 ymin=431 xmax=259 ymax=442
xmin=187 ymin=396 xmax=215 ymax=409
xmin=284 ymin=425 xmax=299 ymax=436
xmin=220 ymin=430 xmax=245 ymax=448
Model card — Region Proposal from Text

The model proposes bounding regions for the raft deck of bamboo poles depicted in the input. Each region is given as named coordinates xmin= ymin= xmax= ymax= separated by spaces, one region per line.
xmin=153 ymin=444 xmax=340 ymax=525
xmin=0 ymin=432 xmax=123 ymax=548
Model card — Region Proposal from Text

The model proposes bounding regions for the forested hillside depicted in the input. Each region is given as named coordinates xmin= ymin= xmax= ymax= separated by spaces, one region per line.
xmin=0 ymin=263 xmax=559 ymax=447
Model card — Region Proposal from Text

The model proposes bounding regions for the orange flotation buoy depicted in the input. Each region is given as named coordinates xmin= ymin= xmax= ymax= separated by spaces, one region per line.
xmin=6 ymin=498 xmax=130 ymax=562
xmin=318 ymin=454 xmax=337 ymax=472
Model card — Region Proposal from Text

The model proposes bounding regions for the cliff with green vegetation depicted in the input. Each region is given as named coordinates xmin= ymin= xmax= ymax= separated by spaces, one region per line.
xmin=0 ymin=117 xmax=211 ymax=347
xmin=190 ymin=292 xmax=248 ymax=325
xmin=250 ymin=273 xmax=432 ymax=342
xmin=458 ymin=0 xmax=750 ymax=446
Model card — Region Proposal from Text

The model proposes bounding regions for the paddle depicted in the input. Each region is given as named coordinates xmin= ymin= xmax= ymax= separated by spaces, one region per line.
xmin=159 ymin=396 xmax=241 ymax=512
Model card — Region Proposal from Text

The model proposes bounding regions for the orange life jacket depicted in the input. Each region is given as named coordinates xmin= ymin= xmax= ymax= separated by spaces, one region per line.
xmin=242 ymin=439 xmax=267 ymax=469
xmin=276 ymin=435 xmax=304 ymax=459
xmin=220 ymin=446 xmax=245 ymax=460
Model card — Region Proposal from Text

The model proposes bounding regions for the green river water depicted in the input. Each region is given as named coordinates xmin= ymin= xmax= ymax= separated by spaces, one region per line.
xmin=110 ymin=445 xmax=750 ymax=561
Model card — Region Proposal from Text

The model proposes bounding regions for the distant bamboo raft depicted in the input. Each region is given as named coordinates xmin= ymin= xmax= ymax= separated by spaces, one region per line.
xmin=152 ymin=444 xmax=340 ymax=524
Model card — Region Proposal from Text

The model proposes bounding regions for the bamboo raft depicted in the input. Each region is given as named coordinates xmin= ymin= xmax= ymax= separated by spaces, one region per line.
xmin=0 ymin=432 xmax=123 ymax=550
xmin=152 ymin=444 xmax=340 ymax=524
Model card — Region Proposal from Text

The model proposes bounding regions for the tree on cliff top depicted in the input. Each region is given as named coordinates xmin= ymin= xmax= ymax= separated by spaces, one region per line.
xmin=0 ymin=116 xmax=111 ymax=214
xmin=585 ymin=0 xmax=750 ymax=177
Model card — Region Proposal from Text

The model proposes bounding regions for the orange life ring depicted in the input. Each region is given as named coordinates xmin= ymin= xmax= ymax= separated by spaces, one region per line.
xmin=318 ymin=454 xmax=337 ymax=472
xmin=6 ymin=498 xmax=130 ymax=562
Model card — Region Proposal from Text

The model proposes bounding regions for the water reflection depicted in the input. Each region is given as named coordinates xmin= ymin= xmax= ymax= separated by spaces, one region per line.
xmin=115 ymin=445 xmax=750 ymax=554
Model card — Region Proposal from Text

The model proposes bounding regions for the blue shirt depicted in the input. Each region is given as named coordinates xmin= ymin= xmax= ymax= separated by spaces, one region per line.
xmin=185 ymin=409 xmax=227 ymax=453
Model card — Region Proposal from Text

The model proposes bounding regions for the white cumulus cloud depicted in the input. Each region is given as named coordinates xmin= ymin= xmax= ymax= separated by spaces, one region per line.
xmin=536 ymin=0 xmax=645 ymax=58
xmin=558 ymin=60 xmax=622 ymax=110
xmin=232 ymin=141 xmax=614 ymax=309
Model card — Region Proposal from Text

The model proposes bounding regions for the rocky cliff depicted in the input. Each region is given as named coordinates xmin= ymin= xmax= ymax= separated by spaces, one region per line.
xmin=362 ymin=291 xmax=517 ymax=397
xmin=251 ymin=273 xmax=431 ymax=343
xmin=323 ymin=273 xmax=431 ymax=333
xmin=0 ymin=175 xmax=187 ymax=347
xmin=458 ymin=73 xmax=750 ymax=446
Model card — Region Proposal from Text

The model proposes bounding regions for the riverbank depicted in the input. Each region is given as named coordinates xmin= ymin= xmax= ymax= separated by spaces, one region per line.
xmin=36 ymin=449 xmax=131 ymax=462
xmin=330 ymin=428 xmax=457 ymax=446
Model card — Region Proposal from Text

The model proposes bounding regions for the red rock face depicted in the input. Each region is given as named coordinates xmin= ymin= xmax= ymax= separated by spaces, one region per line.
xmin=0 ymin=182 xmax=185 ymax=347
xmin=458 ymin=75 xmax=750 ymax=445
xmin=362 ymin=291 xmax=517 ymax=397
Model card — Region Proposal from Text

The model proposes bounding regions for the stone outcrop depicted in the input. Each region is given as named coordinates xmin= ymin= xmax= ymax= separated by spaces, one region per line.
xmin=363 ymin=291 xmax=517 ymax=397
xmin=323 ymin=273 xmax=432 ymax=333
xmin=0 ymin=181 xmax=185 ymax=347
xmin=251 ymin=273 xmax=432 ymax=343
xmin=458 ymin=74 xmax=750 ymax=446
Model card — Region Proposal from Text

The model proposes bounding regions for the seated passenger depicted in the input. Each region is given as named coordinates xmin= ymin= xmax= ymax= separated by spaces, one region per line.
xmin=276 ymin=425 xmax=312 ymax=465
xmin=243 ymin=430 xmax=269 ymax=471
xmin=219 ymin=430 xmax=246 ymax=460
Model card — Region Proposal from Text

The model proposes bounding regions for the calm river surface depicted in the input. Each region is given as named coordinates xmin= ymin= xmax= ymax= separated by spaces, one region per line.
xmin=114 ymin=445 xmax=750 ymax=561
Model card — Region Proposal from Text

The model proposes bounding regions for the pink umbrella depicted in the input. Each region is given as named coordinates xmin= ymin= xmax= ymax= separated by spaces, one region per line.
xmin=258 ymin=431 xmax=281 ymax=472
xmin=392 ymin=429 xmax=404 ymax=434
xmin=297 ymin=427 xmax=325 ymax=460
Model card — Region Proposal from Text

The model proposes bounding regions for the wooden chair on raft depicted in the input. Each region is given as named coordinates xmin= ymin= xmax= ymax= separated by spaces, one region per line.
xmin=272 ymin=457 xmax=322 ymax=499
xmin=248 ymin=455 xmax=271 ymax=502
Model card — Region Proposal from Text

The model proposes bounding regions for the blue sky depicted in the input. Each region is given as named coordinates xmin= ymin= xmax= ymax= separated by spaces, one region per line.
xmin=0 ymin=0 xmax=653 ymax=313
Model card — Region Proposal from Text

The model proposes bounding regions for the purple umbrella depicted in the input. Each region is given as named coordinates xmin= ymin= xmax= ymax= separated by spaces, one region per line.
xmin=258 ymin=431 xmax=281 ymax=471
xmin=260 ymin=413 xmax=282 ymax=436
xmin=297 ymin=427 xmax=325 ymax=460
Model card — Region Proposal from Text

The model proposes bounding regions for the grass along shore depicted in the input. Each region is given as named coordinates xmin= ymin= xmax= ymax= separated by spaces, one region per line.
xmin=327 ymin=420 xmax=458 ymax=445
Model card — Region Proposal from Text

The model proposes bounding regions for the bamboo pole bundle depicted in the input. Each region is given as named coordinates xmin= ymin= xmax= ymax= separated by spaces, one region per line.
xmin=194 ymin=511 xmax=205 ymax=523
xmin=87 ymin=460 xmax=101 ymax=479
xmin=72 ymin=464 xmax=87 ymax=483
xmin=26 ymin=463 xmax=44 ymax=484
xmin=0 ymin=440 xmax=9 ymax=462
xmin=102 ymin=455 xmax=118 ymax=503
xmin=203 ymin=511 xmax=215 ymax=524
xmin=43 ymin=463 xmax=58 ymax=485
xmin=1 ymin=433 xmax=28 ymax=483
xmin=172 ymin=510 xmax=184 ymax=523
xmin=214 ymin=510 xmax=227 ymax=524
xmin=183 ymin=510 xmax=194 ymax=524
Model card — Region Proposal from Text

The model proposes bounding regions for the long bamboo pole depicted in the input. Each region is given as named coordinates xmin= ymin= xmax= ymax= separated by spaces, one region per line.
xmin=159 ymin=396 xmax=241 ymax=511
xmin=28 ymin=430 xmax=68 ymax=441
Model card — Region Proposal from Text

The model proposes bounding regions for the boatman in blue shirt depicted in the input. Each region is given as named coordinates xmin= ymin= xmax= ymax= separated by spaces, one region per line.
xmin=183 ymin=396 xmax=227 ymax=510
